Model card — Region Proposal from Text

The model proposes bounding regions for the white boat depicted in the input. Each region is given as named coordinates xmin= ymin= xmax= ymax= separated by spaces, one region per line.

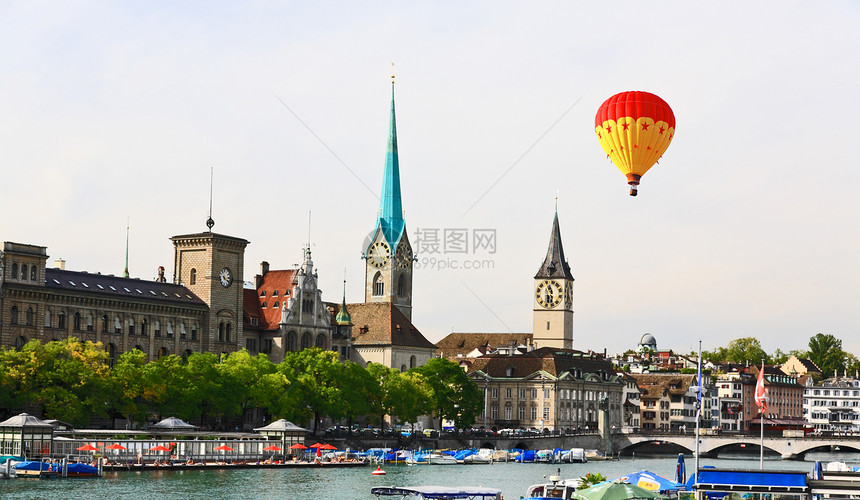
xmin=560 ymin=448 xmax=587 ymax=463
xmin=427 ymin=452 xmax=458 ymax=465
xmin=462 ymin=454 xmax=491 ymax=464
xmin=372 ymin=485 xmax=502 ymax=499
xmin=535 ymin=449 xmax=555 ymax=463
xmin=523 ymin=475 xmax=582 ymax=500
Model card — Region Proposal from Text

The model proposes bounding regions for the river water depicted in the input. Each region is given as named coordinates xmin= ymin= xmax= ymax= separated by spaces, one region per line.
xmin=0 ymin=453 xmax=854 ymax=500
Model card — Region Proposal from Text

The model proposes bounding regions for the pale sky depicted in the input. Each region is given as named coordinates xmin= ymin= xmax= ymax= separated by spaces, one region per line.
xmin=2 ymin=2 xmax=859 ymax=356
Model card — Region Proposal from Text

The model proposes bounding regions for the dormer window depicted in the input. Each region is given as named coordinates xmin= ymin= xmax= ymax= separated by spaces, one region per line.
xmin=505 ymin=367 xmax=514 ymax=377
xmin=260 ymin=290 xmax=266 ymax=297
xmin=261 ymin=302 xmax=267 ymax=308
xmin=273 ymin=290 xmax=279 ymax=296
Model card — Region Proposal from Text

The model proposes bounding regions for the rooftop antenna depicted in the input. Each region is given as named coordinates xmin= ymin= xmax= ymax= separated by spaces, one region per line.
xmin=206 ymin=167 xmax=215 ymax=232
xmin=123 ymin=218 xmax=130 ymax=278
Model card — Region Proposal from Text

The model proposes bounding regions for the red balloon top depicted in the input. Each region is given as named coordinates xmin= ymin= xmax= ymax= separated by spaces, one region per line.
xmin=595 ymin=91 xmax=675 ymax=129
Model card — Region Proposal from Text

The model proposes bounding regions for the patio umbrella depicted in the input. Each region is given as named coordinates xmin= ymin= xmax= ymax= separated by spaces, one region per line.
xmin=77 ymin=444 xmax=98 ymax=451
xmin=309 ymin=443 xmax=324 ymax=449
xmin=288 ymin=443 xmax=307 ymax=450
xmin=574 ymin=481 xmax=667 ymax=500
xmin=609 ymin=471 xmax=683 ymax=495
xmin=105 ymin=444 xmax=127 ymax=450
xmin=263 ymin=445 xmax=282 ymax=451
xmin=320 ymin=444 xmax=337 ymax=450
xmin=214 ymin=445 xmax=234 ymax=451
xmin=149 ymin=445 xmax=171 ymax=452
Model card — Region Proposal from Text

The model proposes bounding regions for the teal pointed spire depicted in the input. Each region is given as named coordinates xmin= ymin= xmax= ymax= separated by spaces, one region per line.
xmin=376 ymin=76 xmax=405 ymax=246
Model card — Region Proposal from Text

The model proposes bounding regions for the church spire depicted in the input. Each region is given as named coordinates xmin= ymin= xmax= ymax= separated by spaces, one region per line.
xmin=376 ymin=74 xmax=405 ymax=246
xmin=535 ymin=207 xmax=574 ymax=280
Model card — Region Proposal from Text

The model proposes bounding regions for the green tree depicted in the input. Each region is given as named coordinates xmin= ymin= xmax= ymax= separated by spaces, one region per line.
xmin=280 ymin=348 xmax=342 ymax=434
xmin=388 ymin=371 xmax=433 ymax=426
xmin=414 ymin=357 xmax=482 ymax=430
xmin=28 ymin=338 xmax=111 ymax=426
xmin=0 ymin=344 xmax=37 ymax=418
xmin=108 ymin=349 xmax=149 ymax=427
xmin=725 ymin=337 xmax=768 ymax=366
xmin=808 ymin=333 xmax=847 ymax=377
xmin=142 ymin=353 xmax=192 ymax=421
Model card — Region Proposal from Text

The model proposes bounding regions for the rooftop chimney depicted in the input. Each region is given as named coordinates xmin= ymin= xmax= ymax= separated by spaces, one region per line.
xmin=54 ymin=259 xmax=66 ymax=270
xmin=156 ymin=266 xmax=166 ymax=283
xmin=261 ymin=261 xmax=270 ymax=276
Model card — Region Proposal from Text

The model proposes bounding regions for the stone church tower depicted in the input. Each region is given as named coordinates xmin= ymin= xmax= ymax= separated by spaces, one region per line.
xmin=363 ymin=77 xmax=414 ymax=321
xmin=532 ymin=209 xmax=574 ymax=349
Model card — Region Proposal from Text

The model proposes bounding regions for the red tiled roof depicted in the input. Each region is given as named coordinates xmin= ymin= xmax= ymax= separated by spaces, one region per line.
xmin=435 ymin=332 xmax=533 ymax=359
xmin=243 ymin=288 xmax=269 ymax=331
xmin=349 ymin=302 xmax=436 ymax=350
xmin=255 ymin=270 xmax=298 ymax=330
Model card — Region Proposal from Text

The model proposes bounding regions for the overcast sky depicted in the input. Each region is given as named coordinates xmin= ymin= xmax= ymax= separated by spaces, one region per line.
xmin=3 ymin=2 xmax=858 ymax=356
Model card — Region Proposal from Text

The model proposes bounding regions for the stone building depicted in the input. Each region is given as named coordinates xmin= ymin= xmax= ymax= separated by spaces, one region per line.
xmin=469 ymin=347 xmax=624 ymax=432
xmin=0 ymin=230 xmax=247 ymax=362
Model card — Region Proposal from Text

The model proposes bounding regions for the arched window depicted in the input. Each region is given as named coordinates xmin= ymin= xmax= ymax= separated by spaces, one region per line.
xmin=73 ymin=312 xmax=82 ymax=330
xmin=10 ymin=263 xmax=17 ymax=279
xmin=21 ymin=264 xmax=27 ymax=280
xmin=373 ymin=272 xmax=384 ymax=296
xmin=286 ymin=331 xmax=298 ymax=351
xmin=141 ymin=318 xmax=148 ymax=336
xmin=86 ymin=314 xmax=94 ymax=331
xmin=154 ymin=320 xmax=161 ymax=337
xmin=10 ymin=306 xmax=18 ymax=325
xmin=166 ymin=321 xmax=174 ymax=337
xmin=30 ymin=266 xmax=36 ymax=281
xmin=45 ymin=309 xmax=52 ymax=328
xmin=15 ymin=336 xmax=27 ymax=350
xmin=315 ymin=334 xmax=326 ymax=349
xmin=190 ymin=268 xmax=197 ymax=285
xmin=179 ymin=323 xmax=187 ymax=339
xmin=410 ymin=355 xmax=417 ymax=369
xmin=159 ymin=347 xmax=169 ymax=358
xmin=225 ymin=323 xmax=232 ymax=342
xmin=58 ymin=311 xmax=66 ymax=329
xmin=218 ymin=322 xmax=224 ymax=342
xmin=128 ymin=318 xmax=135 ymax=335
xmin=273 ymin=301 xmax=279 ymax=308
xmin=400 ymin=364 xmax=407 ymax=372
xmin=301 ymin=332 xmax=312 ymax=350
xmin=114 ymin=316 xmax=122 ymax=333
xmin=101 ymin=315 xmax=109 ymax=333
xmin=397 ymin=274 xmax=405 ymax=297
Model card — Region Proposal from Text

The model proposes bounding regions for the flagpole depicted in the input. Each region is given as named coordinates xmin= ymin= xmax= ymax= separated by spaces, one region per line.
xmin=760 ymin=359 xmax=765 ymax=469
xmin=695 ymin=340 xmax=702 ymax=481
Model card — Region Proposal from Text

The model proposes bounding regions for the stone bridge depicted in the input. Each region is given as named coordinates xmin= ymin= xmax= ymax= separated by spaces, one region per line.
xmin=437 ymin=433 xmax=860 ymax=460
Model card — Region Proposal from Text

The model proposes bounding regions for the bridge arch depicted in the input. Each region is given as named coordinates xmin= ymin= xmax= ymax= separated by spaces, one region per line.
xmin=618 ymin=439 xmax=692 ymax=456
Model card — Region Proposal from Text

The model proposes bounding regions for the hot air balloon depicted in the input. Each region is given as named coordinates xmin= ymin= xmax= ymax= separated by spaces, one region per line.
xmin=595 ymin=91 xmax=675 ymax=196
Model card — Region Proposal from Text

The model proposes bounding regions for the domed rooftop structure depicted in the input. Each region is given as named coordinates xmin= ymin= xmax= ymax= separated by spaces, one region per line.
xmin=637 ymin=332 xmax=657 ymax=352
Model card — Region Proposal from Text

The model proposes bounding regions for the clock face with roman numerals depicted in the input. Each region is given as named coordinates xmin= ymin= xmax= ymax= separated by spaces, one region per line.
xmin=396 ymin=242 xmax=413 ymax=269
xmin=535 ymin=280 xmax=563 ymax=308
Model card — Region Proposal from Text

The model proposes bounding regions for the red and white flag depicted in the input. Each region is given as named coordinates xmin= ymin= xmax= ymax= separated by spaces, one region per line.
xmin=754 ymin=363 xmax=768 ymax=414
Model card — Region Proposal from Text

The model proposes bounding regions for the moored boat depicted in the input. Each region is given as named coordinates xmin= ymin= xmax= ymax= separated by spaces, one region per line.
xmin=371 ymin=485 xmax=502 ymax=499
xmin=523 ymin=475 xmax=581 ymax=500
xmin=12 ymin=460 xmax=59 ymax=478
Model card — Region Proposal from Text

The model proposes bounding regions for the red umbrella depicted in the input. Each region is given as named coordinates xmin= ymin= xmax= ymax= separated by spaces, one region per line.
xmin=288 ymin=443 xmax=307 ymax=450
xmin=149 ymin=445 xmax=171 ymax=452
xmin=105 ymin=444 xmax=127 ymax=450
xmin=77 ymin=444 xmax=98 ymax=451
xmin=320 ymin=444 xmax=337 ymax=450
xmin=213 ymin=445 xmax=234 ymax=451
xmin=262 ymin=445 xmax=282 ymax=451
xmin=308 ymin=443 xmax=325 ymax=449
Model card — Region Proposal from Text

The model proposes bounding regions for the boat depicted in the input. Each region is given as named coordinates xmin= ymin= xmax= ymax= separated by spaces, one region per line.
xmin=65 ymin=462 xmax=100 ymax=478
xmin=559 ymin=448 xmax=586 ymax=463
xmin=462 ymin=454 xmax=491 ymax=465
xmin=523 ymin=475 xmax=582 ymax=500
xmin=12 ymin=460 xmax=59 ymax=478
xmin=535 ymin=449 xmax=555 ymax=463
xmin=371 ymin=485 xmax=502 ymax=499
xmin=426 ymin=452 xmax=458 ymax=465
xmin=1 ymin=456 xmax=25 ymax=479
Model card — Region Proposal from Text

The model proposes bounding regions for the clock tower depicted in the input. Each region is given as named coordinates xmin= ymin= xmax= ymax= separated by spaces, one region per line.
xmin=532 ymin=209 xmax=574 ymax=349
xmin=363 ymin=77 xmax=413 ymax=321
xmin=171 ymin=229 xmax=249 ymax=354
